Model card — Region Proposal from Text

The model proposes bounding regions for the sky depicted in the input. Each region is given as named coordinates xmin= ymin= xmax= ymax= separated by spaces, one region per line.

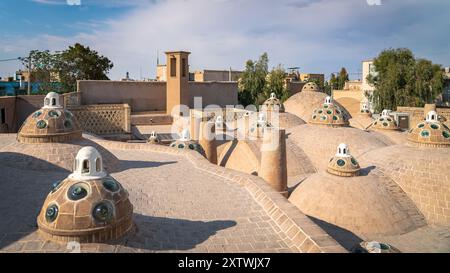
xmin=0 ymin=0 xmax=449 ymax=81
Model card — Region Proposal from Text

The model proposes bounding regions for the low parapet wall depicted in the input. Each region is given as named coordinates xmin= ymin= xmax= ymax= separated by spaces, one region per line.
xmin=94 ymin=140 xmax=347 ymax=253
xmin=68 ymin=104 xmax=131 ymax=135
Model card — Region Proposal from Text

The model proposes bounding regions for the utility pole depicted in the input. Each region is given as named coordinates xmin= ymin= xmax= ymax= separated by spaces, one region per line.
xmin=27 ymin=53 xmax=31 ymax=95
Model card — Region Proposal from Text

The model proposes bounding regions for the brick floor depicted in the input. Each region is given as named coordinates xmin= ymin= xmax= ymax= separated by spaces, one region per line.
xmin=0 ymin=143 xmax=293 ymax=253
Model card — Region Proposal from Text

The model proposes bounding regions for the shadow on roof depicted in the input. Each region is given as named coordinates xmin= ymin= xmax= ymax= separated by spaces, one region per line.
xmin=307 ymin=215 xmax=363 ymax=252
xmin=118 ymin=214 xmax=237 ymax=251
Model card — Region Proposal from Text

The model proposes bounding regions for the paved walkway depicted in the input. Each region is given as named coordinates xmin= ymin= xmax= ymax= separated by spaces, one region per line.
xmin=0 ymin=143 xmax=294 ymax=253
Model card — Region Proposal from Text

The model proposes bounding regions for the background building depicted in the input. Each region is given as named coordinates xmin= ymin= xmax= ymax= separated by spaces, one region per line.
xmin=193 ymin=69 xmax=242 ymax=82
xmin=442 ymin=67 xmax=450 ymax=105
xmin=299 ymin=73 xmax=325 ymax=86
xmin=361 ymin=60 xmax=377 ymax=109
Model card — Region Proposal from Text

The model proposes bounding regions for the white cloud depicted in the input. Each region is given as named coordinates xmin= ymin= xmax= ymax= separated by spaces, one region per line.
xmin=3 ymin=0 xmax=450 ymax=80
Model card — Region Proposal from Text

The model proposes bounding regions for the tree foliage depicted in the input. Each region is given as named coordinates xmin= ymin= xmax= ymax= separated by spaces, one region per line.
xmin=21 ymin=43 xmax=113 ymax=94
xmin=238 ymin=53 xmax=289 ymax=106
xmin=238 ymin=53 xmax=269 ymax=106
xmin=337 ymin=67 xmax=349 ymax=90
xmin=20 ymin=50 xmax=61 ymax=94
xmin=368 ymin=48 xmax=444 ymax=112
xmin=55 ymin=43 xmax=113 ymax=92
xmin=263 ymin=64 xmax=290 ymax=104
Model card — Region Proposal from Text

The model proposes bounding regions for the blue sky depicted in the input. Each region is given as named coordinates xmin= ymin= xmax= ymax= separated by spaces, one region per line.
xmin=1 ymin=0 xmax=449 ymax=80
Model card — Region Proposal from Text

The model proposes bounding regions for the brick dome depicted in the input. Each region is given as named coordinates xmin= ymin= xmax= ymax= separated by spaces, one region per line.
xmin=407 ymin=111 xmax=450 ymax=147
xmin=147 ymin=131 xmax=161 ymax=144
xmin=249 ymin=112 xmax=273 ymax=138
xmin=261 ymin=92 xmax=285 ymax=112
xmin=37 ymin=147 xmax=134 ymax=243
xmin=170 ymin=129 xmax=205 ymax=154
xmin=359 ymin=102 xmax=372 ymax=117
xmin=302 ymin=82 xmax=320 ymax=92
xmin=18 ymin=93 xmax=81 ymax=143
xmin=309 ymin=97 xmax=349 ymax=127
xmin=327 ymin=144 xmax=361 ymax=177
xmin=370 ymin=110 xmax=399 ymax=131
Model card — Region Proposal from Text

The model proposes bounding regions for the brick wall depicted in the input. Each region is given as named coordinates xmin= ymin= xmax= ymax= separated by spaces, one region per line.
xmin=68 ymin=104 xmax=131 ymax=135
xmin=397 ymin=106 xmax=450 ymax=128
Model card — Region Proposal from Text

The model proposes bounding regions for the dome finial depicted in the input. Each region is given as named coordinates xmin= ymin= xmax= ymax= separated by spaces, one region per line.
xmin=258 ymin=112 xmax=267 ymax=124
xmin=336 ymin=143 xmax=350 ymax=157
xmin=180 ymin=128 xmax=191 ymax=141
xmin=426 ymin=111 xmax=438 ymax=122
xmin=69 ymin=146 xmax=106 ymax=181
xmin=381 ymin=109 xmax=391 ymax=117
xmin=43 ymin=92 xmax=62 ymax=109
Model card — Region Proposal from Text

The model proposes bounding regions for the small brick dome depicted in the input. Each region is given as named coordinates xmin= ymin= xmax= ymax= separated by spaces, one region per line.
xmin=147 ymin=131 xmax=161 ymax=144
xmin=309 ymin=97 xmax=348 ymax=127
xmin=302 ymin=82 xmax=320 ymax=92
xmin=18 ymin=93 xmax=81 ymax=143
xmin=37 ymin=147 xmax=134 ymax=243
xmin=249 ymin=112 xmax=273 ymax=138
xmin=327 ymin=143 xmax=360 ymax=177
xmin=261 ymin=93 xmax=285 ymax=112
xmin=370 ymin=109 xmax=399 ymax=131
xmin=352 ymin=242 xmax=401 ymax=253
xmin=170 ymin=129 xmax=204 ymax=153
xmin=407 ymin=111 xmax=450 ymax=147
xmin=359 ymin=102 xmax=372 ymax=117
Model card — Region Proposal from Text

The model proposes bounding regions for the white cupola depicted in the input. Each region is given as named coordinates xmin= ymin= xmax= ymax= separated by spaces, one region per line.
xmin=43 ymin=92 xmax=62 ymax=109
xmin=258 ymin=112 xmax=267 ymax=124
xmin=335 ymin=143 xmax=351 ymax=157
xmin=381 ymin=109 xmax=391 ymax=117
xmin=426 ymin=111 xmax=439 ymax=122
xmin=270 ymin=92 xmax=276 ymax=99
xmin=69 ymin=146 xmax=107 ymax=181
xmin=180 ymin=128 xmax=191 ymax=141
xmin=215 ymin=115 xmax=224 ymax=129
xmin=325 ymin=96 xmax=333 ymax=105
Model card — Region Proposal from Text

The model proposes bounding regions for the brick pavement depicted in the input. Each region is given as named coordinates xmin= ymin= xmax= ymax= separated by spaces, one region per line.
xmin=0 ymin=137 xmax=308 ymax=253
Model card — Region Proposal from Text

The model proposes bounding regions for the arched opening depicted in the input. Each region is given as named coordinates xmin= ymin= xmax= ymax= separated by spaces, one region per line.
xmin=96 ymin=158 xmax=102 ymax=172
xmin=82 ymin=160 xmax=90 ymax=174
xmin=51 ymin=98 xmax=56 ymax=106
xmin=44 ymin=98 xmax=50 ymax=106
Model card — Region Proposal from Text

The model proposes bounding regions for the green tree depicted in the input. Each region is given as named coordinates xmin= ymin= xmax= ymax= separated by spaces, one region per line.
xmin=337 ymin=67 xmax=349 ymax=90
xmin=323 ymin=80 xmax=332 ymax=96
xmin=238 ymin=53 xmax=269 ymax=106
xmin=329 ymin=73 xmax=338 ymax=90
xmin=55 ymin=43 xmax=113 ymax=92
xmin=263 ymin=65 xmax=289 ymax=103
xmin=368 ymin=48 xmax=444 ymax=112
xmin=22 ymin=44 xmax=113 ymax=94
xmin=20 ymin=50 xmax=61 ymax=94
